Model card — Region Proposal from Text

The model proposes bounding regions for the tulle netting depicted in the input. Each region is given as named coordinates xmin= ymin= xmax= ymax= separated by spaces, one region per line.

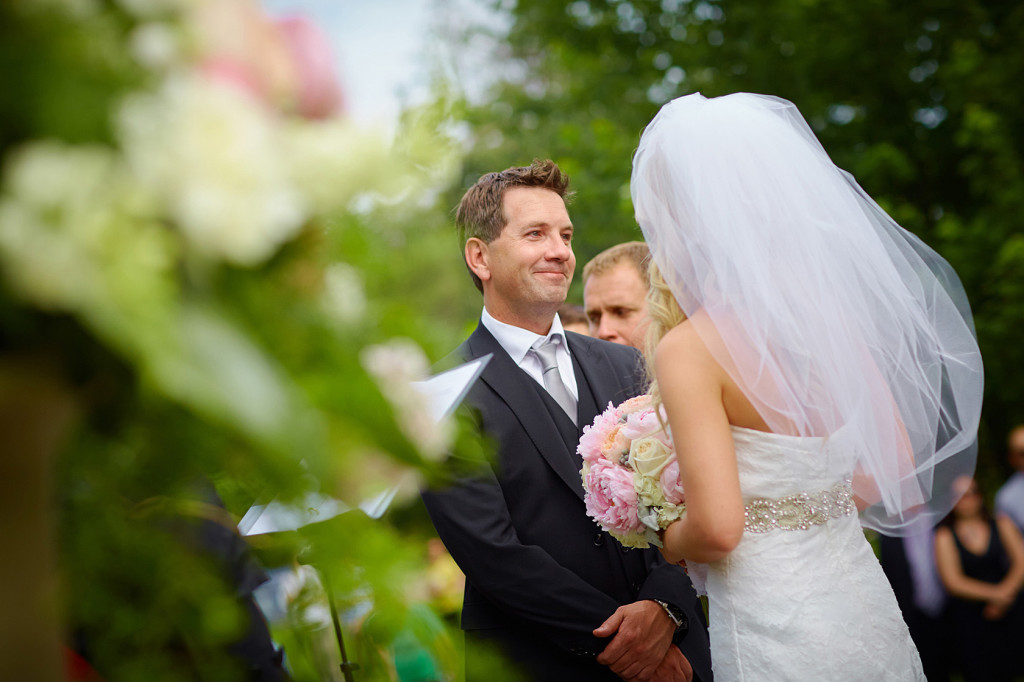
xmin=631 ymin=92 xmax=983 ymax=534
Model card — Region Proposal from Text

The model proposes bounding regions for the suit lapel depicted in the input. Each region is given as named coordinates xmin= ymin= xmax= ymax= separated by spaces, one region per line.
xmin=571 ymin=349 xmax=599 ymax=438
xmin=568 ymin=333 xmax=634 ymax=429
xmin=464 ymin=324 xmax=587 ymax=501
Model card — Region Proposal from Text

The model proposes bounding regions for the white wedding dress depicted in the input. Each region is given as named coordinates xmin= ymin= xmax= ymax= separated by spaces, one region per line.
xmin=698 ymin=426 xmax=926 ymax=681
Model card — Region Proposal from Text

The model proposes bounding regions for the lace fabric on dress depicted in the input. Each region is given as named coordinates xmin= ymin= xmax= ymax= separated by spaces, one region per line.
xmin=696 ymin=427 xmax=926 ymax=681
xmin=631 ymin=92 xmax=983 ymax=534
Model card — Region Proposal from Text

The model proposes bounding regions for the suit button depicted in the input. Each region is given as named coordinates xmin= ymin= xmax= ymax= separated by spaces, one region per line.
xmin=593 ymin=533 xmax=605 ymax=547
xmin=619 ymin=544 xmax=631 ymax=554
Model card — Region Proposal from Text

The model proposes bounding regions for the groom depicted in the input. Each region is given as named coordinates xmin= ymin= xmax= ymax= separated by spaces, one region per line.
xmin=422 ymin=160 xmax=711 ymax=681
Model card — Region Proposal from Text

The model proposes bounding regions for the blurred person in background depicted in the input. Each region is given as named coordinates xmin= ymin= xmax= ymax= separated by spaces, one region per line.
xmin=879 ymin=523 xmax=955 ymax=681
xmin=934 ymin=475 xmax=1024 ymax=682
xmin=558 ymin=303 xmax=591 ymax=336
xmin=582 ymin=242 xmax=651 ymax=349
xmin=996 ymin=425 xmax=1024 ymax=535
xmin=425 ymin=537 xmax=465 ymax=626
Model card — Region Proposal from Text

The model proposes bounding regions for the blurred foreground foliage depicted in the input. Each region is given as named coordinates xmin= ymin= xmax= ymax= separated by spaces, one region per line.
xmin=451 ymin=0 xmax=1024 ymax=482
xmin=0 ymin=1 xmax=480 ymax=680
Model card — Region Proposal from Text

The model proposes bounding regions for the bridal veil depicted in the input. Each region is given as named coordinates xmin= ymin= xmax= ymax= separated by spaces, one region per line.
xmin=631 ymin=93 xmax=983 ymax=534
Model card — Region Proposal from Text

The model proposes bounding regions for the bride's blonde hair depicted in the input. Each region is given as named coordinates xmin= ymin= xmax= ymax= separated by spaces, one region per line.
xmin=643 ymin=261 xmax=687 ymax=404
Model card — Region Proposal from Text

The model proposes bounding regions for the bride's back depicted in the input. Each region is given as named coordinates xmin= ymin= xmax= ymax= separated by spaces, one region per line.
xmin=673 ymin=307 xmax=836 ymax=439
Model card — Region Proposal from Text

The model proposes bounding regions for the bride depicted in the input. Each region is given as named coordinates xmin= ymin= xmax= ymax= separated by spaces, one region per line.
xmin=632 ymin=93 xmax=983 ymax=681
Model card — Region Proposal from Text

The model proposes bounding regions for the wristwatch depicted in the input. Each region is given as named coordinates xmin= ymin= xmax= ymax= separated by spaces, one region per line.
xmin=653 ymin=599 xmax=688 ymax=634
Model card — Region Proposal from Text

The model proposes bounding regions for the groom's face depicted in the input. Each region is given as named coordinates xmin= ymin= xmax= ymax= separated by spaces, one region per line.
xmin=482 ymin=187 xmax=576 ymax=317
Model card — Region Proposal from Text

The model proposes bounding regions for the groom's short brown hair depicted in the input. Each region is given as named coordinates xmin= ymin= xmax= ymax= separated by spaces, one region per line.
xmin=456 ymin=159 xmax=573 ymax=292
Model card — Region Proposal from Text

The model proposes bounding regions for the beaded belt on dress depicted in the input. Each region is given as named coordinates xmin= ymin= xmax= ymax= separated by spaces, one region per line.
xmin=744 ymin=479 xmax=856 ymax=533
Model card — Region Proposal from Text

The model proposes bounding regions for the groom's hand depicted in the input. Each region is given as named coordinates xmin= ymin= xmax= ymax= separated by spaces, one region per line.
xmin=640 ymin=645 xmax=693 ymax=682
xmin=593 ymin=600 xmax=676 ymax=681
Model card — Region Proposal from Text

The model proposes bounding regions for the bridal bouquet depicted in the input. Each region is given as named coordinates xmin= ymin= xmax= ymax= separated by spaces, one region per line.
xmin=579 ymin=395 xmax=686 ymax=549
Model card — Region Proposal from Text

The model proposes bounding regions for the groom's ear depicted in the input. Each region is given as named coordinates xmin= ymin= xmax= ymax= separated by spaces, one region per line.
xmin=465 ymin=237 xmax=492 ymax=285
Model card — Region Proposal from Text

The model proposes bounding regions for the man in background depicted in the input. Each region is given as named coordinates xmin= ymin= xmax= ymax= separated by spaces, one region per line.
xmin=582 ymin=241 xmax=651 ymax=349
xmin=996 ymin=425 xmax=1024 ymax=534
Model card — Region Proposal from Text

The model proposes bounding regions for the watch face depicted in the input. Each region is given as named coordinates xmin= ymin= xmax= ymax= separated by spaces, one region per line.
xmin=673 ymin=609 xmax=688 ymax=633
xmin=655 ymin=600 xmax=686 ymax=630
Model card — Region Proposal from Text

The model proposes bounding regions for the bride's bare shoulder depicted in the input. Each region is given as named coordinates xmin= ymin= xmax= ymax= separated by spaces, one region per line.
xmin=658 ymin=319 xmax=699 ymax=349
xmin=655 ymin=314 xmax=715 ymax=366
xmin=656 ymin=309 xmax=715 ymax=353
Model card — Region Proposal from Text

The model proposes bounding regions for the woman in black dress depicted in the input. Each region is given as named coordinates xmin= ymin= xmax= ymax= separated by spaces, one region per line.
xmin=935 ymin=475 xmax=1024 ymax=681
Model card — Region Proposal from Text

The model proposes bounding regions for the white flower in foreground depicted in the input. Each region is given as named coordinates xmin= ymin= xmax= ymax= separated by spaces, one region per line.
xmin=322 ymin=262 xmax=366 ymax=326
xmin=129 ymin=22 xmax=181 ymax=71
xmin=118 ymin=73 xmax=306 ymax=266
xmin=0 ymin=144 xmax=107 ymax=309
xmin=4 ymin=140 xmax=114 ymax=214
xmin=283 ymin=108 xmax=459 ymax=214
xmin=284 ymin=119 xmax=397 ymax=214
xmin=361 ymin=339 xmax=452 ymax=461
xmin=0 ymin=142 xmax=172 ymax=316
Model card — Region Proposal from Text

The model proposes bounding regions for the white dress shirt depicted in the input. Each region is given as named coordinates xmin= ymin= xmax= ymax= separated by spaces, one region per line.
xmin=480 ymin=307 xmax=579 ymax=401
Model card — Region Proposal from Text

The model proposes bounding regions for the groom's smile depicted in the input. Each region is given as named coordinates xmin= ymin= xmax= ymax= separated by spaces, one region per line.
xmin=477 ymin=185 xmax=576 ymax=330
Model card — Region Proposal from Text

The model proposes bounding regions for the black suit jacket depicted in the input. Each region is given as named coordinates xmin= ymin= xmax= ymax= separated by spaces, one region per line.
xmin=423 ymin=324 xmax=712 ymax=681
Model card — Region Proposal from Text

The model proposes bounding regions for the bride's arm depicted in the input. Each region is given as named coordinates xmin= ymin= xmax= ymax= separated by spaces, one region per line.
xmin=656 ymin=323 xmax=746 ymax=564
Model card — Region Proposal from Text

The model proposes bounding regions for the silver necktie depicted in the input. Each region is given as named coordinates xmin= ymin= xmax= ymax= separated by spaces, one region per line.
xmin=529 ymin=337 xmax=577 ymax=425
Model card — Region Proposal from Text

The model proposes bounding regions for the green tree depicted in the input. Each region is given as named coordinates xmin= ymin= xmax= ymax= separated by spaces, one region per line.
xmin=450 ymin=0 xmax=1024 ymax=479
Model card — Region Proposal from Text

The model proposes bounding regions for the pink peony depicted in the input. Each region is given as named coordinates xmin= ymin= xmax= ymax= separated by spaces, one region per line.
xmin=578 ymin=402 xmax=622 ymax=463
xmin=193 ymin=0 xmax=293 ymax=105
xmin=199 ymin=59 xmax=267 ymax=103
xmin=274 ymin=15 xmax=344 ymax=119
xmin=584 ymin=460 xmax=642 ymax=535
xmin=192 ymin=2 xmax=343 ymax=120
xmin=620 ymin=407 xmax=661 ymax=441
xmin=660 ymin=460 xmax=686 ymax=505
xmin=617 ymin=394 xmax=651 ymax=415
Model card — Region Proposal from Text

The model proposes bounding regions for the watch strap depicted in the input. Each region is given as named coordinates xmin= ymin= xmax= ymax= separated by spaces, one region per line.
xmin=652 ymin=599 xmax=687 ymax=633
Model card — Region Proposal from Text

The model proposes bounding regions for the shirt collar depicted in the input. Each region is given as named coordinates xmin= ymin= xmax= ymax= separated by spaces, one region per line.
xmin=480 ymin=306 xmax=569 ymax=365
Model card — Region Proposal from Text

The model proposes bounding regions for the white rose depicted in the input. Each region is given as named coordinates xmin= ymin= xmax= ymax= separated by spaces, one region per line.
xmin=629 ymin=437 xmax=674 ymax=477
